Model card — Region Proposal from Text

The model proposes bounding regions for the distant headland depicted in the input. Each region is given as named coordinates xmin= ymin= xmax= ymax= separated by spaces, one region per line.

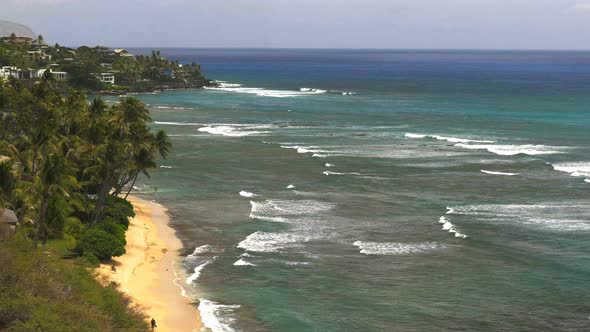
xmin=0 ymin=21 xmax=216 ymax=94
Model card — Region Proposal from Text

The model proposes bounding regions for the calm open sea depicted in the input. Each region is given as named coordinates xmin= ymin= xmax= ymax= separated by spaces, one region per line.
xmin=119 ymin=48 xmax=590 ymax=331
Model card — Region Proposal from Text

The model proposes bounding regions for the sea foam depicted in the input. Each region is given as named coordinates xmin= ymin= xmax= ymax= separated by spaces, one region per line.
xmin=438 ymin=216 xmax=468 ymax=238
xmin=198 ymin=125 xmax=267 ymax=137
xmin=186 ymin=261 xmax=210 ymax=284
xmin=551 ymin=162 xmax=590 ymax=177
xmin=353 ymin=241 xmax=445 ymax=255
xmin=239 ymin=191 xmax=257 ymax=198
xmin=455 ymin=143 xmax=562 ymax=156
xmin=237 ymin=231 xmax=312 ymax=253
xmin=198 ymin=298 xmax=240 ymax=332
xmin=404 ymin=133 xmax=495 ymax=143
xmin=233 ymin=258 xmax=256 ymax=266
xmin=249 ymin=199 xmax=334 ymax=222
xmin=280 ymin=145 xmax=327 ymax=155
xmin=481 ymin=170 xmax=519 ymax=176
xmin=447 ymin=203 xmax=590 ymax=231
xmin=205 ymin=83 xmax=328 ymax=98
xmin=323 ymin=171 xmax=362 ymax=176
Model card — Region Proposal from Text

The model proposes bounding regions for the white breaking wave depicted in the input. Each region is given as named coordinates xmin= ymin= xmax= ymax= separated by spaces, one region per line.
xmin=239 ymin=191 xmax=257 ymax=198
xmin=325 ymin=163 xmax=334 ymax=167
xmin=300 ymin=87 xmax=356 ymax=95
xmin=585 ymin=179 xmax=590 ymax=183
xmin=249 ymin=199 xmax=334 ymax=222
xmin=299 ymin=87 xmax=327 ymax=93
xmin=323 ymin=171 xmax=362 ymax=176
xmin=215 ymin=81 xmax=243 ymax=88
xmin=280 ymin=145 xmax=328 ymax=155
xmin=233 ymin=258 xmax=256 ymax=266
xmin=353 ymin=241 xmax=445 ymax=255
xmin=551 ymin=162 xmax=590 ymax=177
xmin=455 ymin=143 xmax=563 ymax=156
xmin=198 ymin=125 xmax=267 ymax=137
xmin=205 ymin=83 xmax=328 ymax=98
xmin=481 ymin=170 xmax=519 ymax=176
xmin=185 ymin=244 xmax=215 ymax=261
xmin=184 ymin=245 xmax=218 ymax=285
xmin=404 ymin=132 xmax=565 ymax=156
xmin=404 ymin=133 xmax=496 ymax=143
xmin=237 ymin=231 xmax=313 ymax=253
xmin=447 ymin=203 xmax=590 ymax=231
xmin=404 ymin=133 xmax=427 ymax=139
xmin=198 ymin=298 xmax=240 ymax=332
xmin=438 ymin=216 xmax=468 ymax=238
xmin=155 ymin=121 xmax=204 ymax=126
xmin=153 ymin=105 xmax=197 ymax=110
xmin=186 ymin=261 xmax=210 ymax=284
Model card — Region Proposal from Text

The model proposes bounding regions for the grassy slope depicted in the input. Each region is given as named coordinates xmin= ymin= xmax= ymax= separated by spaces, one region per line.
xmin=0 ymin=238 xmax=147 ymax=332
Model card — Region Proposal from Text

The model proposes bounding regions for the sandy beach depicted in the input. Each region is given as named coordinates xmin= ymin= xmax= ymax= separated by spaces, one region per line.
xmin=96 ymin=196 xmax=201 ymax=332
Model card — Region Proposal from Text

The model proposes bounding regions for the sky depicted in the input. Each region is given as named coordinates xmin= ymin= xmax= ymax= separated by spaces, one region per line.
xmin=2 ymin=0 xmax=590 ymax=49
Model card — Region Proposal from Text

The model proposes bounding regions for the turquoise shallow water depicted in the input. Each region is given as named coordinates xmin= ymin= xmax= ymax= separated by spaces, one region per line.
xmin=119 ymin=49 xmax=589 ymax=331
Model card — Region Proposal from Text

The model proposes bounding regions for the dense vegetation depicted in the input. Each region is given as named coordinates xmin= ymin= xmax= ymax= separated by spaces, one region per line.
xmin=0 ymin=238 xmax=146 ymax=331
xmin=0 ymin=73 xmax=170 ymax=258
xmin=0 ymin=73 xmax=170 ymax=329
xmin=0 ymin=36 xmax=212 ymax=92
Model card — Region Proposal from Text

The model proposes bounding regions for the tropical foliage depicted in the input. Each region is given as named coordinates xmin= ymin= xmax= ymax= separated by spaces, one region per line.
xmin=0 ymin=73 xmax=170 ymax=261
xmin=0 ymin=37 xmax=211 ymax=92
xmin=0 ymin=237 xmax=147 ymax=331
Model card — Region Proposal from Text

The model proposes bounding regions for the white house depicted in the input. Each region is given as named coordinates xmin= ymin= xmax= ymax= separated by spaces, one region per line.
xmin=51 ymin=70 xmax=67 ymax=81
xmin=36 ymin=69 xmax=68 ymax=81
xmin=99 ymin=72 xmax=115 ymax=84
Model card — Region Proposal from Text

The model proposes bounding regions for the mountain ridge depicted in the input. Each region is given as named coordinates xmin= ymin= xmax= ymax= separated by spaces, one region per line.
xmin=0 ymin=20 xmax=37 ymax=39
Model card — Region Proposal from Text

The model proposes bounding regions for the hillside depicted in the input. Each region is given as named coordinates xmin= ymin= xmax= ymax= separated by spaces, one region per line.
xmin=0 ymin=20 xmax=36 ymax=38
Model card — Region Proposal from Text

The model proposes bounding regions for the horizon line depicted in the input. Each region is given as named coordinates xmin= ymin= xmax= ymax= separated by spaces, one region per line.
xmin=65 ymin=45 xmax=590 ymax=52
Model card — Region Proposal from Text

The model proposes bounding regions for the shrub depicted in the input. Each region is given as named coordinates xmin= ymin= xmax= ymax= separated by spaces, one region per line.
xmin=80 ymin=251 xmax=100 ymax=267
xmin=0 ymin=238 xmax=146 ymax=331
xmin=104 ymin=196 xmax=135 ymax=229
xmin=78 ymin=228 xmax=125 ymax=260
xmin=96 ymin=217 xmax=126 ymax=246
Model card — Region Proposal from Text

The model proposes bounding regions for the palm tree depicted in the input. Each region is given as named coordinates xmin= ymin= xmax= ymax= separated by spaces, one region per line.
xmin=0 ymin=160 xmax=15 ymax=208
xmin=29 ymin=154 xmax=79 ymax=247
xmin=124 ymin=147 xmax=156 ymax=199
xmin=109 ymin=98 xmax=151 ymax=138
xmin=154 ymin=130 xmax=172 ymax=159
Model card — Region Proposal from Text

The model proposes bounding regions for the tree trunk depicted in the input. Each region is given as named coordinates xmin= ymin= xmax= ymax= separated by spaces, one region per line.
xmin=113 ymin=169 xmax=129 ymax=196
xmin=91 ymin=182 xmax=110 ymax=225
xmin=33 ymin=191 xmax=49 ymax=247
xmin=124 ymin=172 xmax=138 ymax=200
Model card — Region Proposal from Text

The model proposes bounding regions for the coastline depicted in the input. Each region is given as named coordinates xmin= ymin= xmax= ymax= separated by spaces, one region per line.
xmin=96 ymin=195 xmax=202 ymax=332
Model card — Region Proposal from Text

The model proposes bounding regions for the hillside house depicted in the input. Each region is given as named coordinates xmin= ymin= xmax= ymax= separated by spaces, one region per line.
xmin=98 ymin=72 xmax=115 ymax=84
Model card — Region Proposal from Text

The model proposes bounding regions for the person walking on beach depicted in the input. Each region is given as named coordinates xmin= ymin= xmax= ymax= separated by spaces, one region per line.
xmin=151 ymin=318 xmax=157 ymax=331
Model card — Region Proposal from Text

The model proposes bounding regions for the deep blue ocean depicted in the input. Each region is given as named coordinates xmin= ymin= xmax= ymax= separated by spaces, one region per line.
xmin=120 ymin=48 xmax=590 ymax=331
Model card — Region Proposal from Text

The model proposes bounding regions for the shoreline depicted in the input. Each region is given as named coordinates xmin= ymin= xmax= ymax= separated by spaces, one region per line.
xmin=96 ymin=195 xmax=202 ymax=332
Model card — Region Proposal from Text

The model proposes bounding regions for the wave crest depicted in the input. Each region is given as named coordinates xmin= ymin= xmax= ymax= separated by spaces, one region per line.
xmin=353 ymin=241 xmax=446 ymax=255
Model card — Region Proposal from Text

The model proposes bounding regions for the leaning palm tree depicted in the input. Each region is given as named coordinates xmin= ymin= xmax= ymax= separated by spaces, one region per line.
xmin=154 ymin=130 xmax=172 ymax=160
xmin=124 ymin=147 xmax=157 ymax=199
xmin=28 ymin=154 xmax=79 ymax=247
